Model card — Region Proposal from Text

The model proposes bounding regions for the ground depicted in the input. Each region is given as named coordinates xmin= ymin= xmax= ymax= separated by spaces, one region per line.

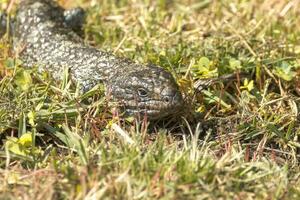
xmin=0 ymin=0 xmax=300 ymax=199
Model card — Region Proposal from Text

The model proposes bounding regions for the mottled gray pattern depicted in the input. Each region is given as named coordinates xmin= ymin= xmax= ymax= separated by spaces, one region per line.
xmin=13 ymin=0 xmax=183 ymax=119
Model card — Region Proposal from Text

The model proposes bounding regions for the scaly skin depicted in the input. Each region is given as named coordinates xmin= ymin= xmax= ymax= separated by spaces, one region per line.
xmin=11 ymin=0 xmax=183 ymax=119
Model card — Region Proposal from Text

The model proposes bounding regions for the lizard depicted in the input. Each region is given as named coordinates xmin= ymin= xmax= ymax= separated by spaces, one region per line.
xmin=0 ymin=0 xmax=184 ymax=120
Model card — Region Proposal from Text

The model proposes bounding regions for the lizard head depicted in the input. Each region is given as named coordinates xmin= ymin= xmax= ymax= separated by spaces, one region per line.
xmin=108 ymin=64 xmax=184 ymax=119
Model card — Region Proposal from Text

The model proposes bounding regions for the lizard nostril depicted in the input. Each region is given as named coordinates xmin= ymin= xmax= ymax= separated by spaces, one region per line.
xmin=163 ymin=96 xmax=171 ymax=103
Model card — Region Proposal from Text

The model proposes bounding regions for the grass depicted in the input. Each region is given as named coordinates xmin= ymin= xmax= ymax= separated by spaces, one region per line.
xmin=0 ymin=0 xmax=300 ymax=199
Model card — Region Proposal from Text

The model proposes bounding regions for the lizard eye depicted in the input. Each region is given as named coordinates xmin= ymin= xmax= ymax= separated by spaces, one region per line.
xmin=137 ymin=88 xmax=148 ymax=97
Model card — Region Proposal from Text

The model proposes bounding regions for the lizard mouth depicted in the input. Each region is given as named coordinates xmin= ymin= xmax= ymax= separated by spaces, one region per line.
xmin=124 ymin=108 xmax=179 ymax=119
xmin=122 ymin=98 xmax=183 ymax=119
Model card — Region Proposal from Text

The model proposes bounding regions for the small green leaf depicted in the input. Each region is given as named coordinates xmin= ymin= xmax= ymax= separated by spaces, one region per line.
xmin=27 ymin=111 xmax=36 ymax=127
xmin=273 ymin=61 xmax=296 ymax=81
xmin=4 ymin=58 xmax=23 ymax=69
xmin=15 ymin=69 xmax=33 ymax=91
xmin=5 ymin=138 xmax=26 ymax=156
xmin=240 ymin=78 xmax=254 ymax=92
xmin=19 ymin=133 xmax=33 ymax=147
xmin=18 ymin=112 xmax=26 ymax=138
xmin=4 ymin=58 xmax=15 ymax=69
xmin=229 ymin=58 xmax=242 ymax=70
xmin=192 ymin=57 xmax=218 ymax=78
xmin=198 ymin=57 xmax=210 ymax=68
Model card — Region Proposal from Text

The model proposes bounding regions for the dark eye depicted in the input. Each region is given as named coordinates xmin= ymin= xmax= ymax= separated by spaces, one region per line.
xmin=137 ymin=88 xmax=148 ymax=97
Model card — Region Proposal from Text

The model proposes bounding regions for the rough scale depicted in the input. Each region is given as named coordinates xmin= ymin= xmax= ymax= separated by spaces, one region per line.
xmin=3 ymin=0 xmax=184 ymax=119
